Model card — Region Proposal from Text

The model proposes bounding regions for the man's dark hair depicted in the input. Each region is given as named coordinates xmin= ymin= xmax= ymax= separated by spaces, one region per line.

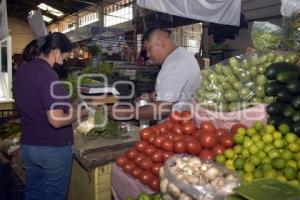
xmin=142 ymin=26 xmax=172 ymax=44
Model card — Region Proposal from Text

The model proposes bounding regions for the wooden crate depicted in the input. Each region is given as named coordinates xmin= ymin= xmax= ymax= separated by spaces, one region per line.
xmin=68 ymin=159 xmax=112 ymax=200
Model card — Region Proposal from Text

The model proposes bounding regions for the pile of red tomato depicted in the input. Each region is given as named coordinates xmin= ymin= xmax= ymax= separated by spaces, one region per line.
xmin=116 ymin=111 xmax=240 ymax=191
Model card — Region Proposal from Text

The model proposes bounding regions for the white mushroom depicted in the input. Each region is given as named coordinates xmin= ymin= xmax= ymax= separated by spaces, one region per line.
xmin=167 ymin=183 xmax=181 ymax=198
xmin=188 ymin=157 xmax=202 ymax=168
xmin=160 ymin=178 xmax=169 ymax=193
xmin=179 ymin=193 xmax=192 ymax=200
xmin=159 ymin=167 xmax=165 ymax=179
xmin=205 ymin=167 xmax=220 ymax=181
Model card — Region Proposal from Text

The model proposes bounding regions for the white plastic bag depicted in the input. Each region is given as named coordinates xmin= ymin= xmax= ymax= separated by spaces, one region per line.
xmin=281 ymin=0 xmax=300 ymax=17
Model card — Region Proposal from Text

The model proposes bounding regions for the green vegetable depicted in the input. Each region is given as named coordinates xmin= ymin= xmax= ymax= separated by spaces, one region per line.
xmin=265 ymin=62 xmax=299 ymax=80
xmin=137 ymin=193 xmax=152 ymax=200
xmin=287 ymin=79 xmax=300 ymax=94
xmin=266 ymin=102 xmax=289 ymax=115
xmin=277 ymin=90 xmax=296 ymax=103
xmin=268 ymin=115 xmax=284 ymax=127
xmin=293 ymin=96 xmax=300 ymax=109
xmin=276 ymin=71 xmax=299 ymax=83
xmin=253 ymin=31 xmax=282 ymax=50
xmin=234 ymin=179 xmax=300 ymax=200
xmin=283 ymin=105 xmax=296 ymax=118
xmin=282 ymin=13 xmax=300 ymax=51
xmin=265 ymin=81 xmax=286 ymax=96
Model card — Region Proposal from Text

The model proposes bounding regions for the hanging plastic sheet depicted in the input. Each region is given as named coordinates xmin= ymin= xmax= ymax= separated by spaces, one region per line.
xmin=137 ymin=0 xmax=241 ymax=26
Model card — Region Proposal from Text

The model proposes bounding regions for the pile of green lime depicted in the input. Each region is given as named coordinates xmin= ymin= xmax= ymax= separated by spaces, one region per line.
xmin=215 ymin=121 xmax=300 ymax=186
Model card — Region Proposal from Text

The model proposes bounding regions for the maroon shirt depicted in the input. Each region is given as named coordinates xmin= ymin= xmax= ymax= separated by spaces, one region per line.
xmin=14 ymin=58 xmax=73 ymax=146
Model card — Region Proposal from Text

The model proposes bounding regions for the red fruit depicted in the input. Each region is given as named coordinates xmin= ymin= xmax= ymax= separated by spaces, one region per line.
xmin=139 ymin=158 xmax=153 ymax=171
xmin=173 ymin=140 xmax=186 ymax=153
xmin=162 ymin=151 xmax=174 ymax=162
xmin=135 ymin=141 xmax=149 ymax=152
xmin=169 ymin=111 xmax=181 ymax=123
xmin=116 ymin=155 xmax=128 ymax=167
xmin=140 ymin=128 xmax=154 ymax=141
xmin=186 ymin=140 xmax=201 ymax=154
xmin=133 ymin=153 xmax=146 ymax=165
xmin=200 ymin=122 xmax=216 ymax=133
xmin=138 ymin=171 xmax=153 ymax=185
xmin=148 ymin=177 xmax=159 ymax=191
xmin=212 ymin=144 xmax=225 ymax=155
xmin=151 ymin=150 xmax=163 ymax=163
xmin=219 ymin=134 xmax=234 ymax=148
xmin=151 ymin=163 xmax=163 ymax=176
xmin=231 ymin=124 xmax=247 ymax=135
xmin=216 ymin=128 xmax=229 ymax=137
xmin=163 ymin=120 xmax=173 ymax=130
xmin=199 ymin=149 xmax=214 ymax=160
xmin=156 ymin=123 xmax=168 ymax=134
xmin=131 ymin=167 xmax=143 ymax=178
xmin=153 ymin=135 xmax=167 ymax=148
xmin=172 ymin=123 xmax=183 ymax=135
xmin=182 ymin=121 xmax=197 ymax=135
xmin=126 ymin=149 xmax=139 ymax=160
xmin=144 ymin=145 xmax=157 ymax=157
xmin=161 ymin=139 xmax=174 ymax=152
xmin=123 ymin=162 xmax=135 ymax=174
xmin=198 ymin=131 xmax=218 ymax=149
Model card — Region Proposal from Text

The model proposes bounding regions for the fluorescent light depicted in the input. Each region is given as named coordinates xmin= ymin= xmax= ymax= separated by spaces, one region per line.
xmin=43 ymin=15 xmax=53 ymax=22
xmin=38 ymin=3 xmax=64 ymax=17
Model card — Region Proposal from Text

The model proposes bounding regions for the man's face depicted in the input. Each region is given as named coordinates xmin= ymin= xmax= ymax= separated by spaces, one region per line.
xmin=144 ymin=37 xmax=165 ymax=64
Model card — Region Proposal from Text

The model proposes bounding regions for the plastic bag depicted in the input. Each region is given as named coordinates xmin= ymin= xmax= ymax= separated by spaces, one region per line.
xmin=159 ymin=154 xmax=240 ymax=200
xmin=251 ymin=21 xmax=282 ymax=50
xmin=281 ymin=0 xmax=300 ymax=51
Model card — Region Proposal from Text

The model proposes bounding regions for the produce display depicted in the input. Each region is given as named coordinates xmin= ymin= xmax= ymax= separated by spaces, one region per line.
xmin=251 ymin=21 xmax=282 ymax=51
xmin=195 ymin=52 xmax=298 ymax=112
xmin=282 ymin=6 xmax=300 ymax=51
xmin=127 ymin=193 xmax=163 ymax=200
xmin=216 ymin=121 xmax=300 ymax=185
xmin=264 ymin=62 xmax=300 ymax=135
xmin=159 ymin=155 xmax=240 ymax=200
xmin=116 ymin=111 xmax=237 ymax=192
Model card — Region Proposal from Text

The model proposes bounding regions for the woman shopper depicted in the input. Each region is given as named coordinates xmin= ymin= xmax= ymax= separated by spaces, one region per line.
xmin=14 ymin=32 xmax=88 ymax=200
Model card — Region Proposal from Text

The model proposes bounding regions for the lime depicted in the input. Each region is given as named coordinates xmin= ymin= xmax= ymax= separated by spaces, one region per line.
xmin=274 ymin=139 xmax=285 ymax=149
xmin=234 ymin=157 xmax=245 ymax=170
xmin=224 ymin=149 xmax=235 ymax=159
xmin=215 ymin=154 xmax=226 ymax=164
xmin=225 ymin=159 xmax=235 ymax=171
xmin=285 ymin=133 xmax=298 ymax=144
xmin=269 ymin=149 xmax=280 ymax=158
xmin=249 ymin=155 xmax=261 ymax=166
xmin=252 ymin=135 xmax=261 ymax=143
xmin=243 ymin=139 xmax=253 ymax=148
xmin=289 ymin=143 xmax=300 ymax=153
xmin=294 ymin=152 xmax=300 ymax=161
xmin=258 ymin=151 xmax=267 ymax=159
xmin=265 ymin=124 xmax=276 ymax=134
xmin=286 ymin=160 xmax=298 ymax=170
xmin=257 ymin=141 xmax=265 ymax=149
xmin=242 ymin=149 xmax=250 ymax=158
xmin=246 ymin=128 xmax=256 ymax=137
xmin=234 ymin=133 xmax=245 ymax=145
xmin=263 ymin=169 xmax=278 ymax=178
xmin=238 ymin=170 xmax=245 ymax=178
xmin=234 ymin=145 xmax=243 ymax=154
xmin=262 ymin=163 xmax=273 ymax=171
xmin=271 ymin=157 xmax=286 ymax=170
xmin=244 ymin=173 xmax=254 ymax=182
xmin=237 ymin=127 xmax=246 ymax=135
xmin=249 ymin=144 xmax=259 ymax=154
xmin=278 ymin=124 xmax=290 ymax=135
xmin=281 ymin=150 xmax=294 ymax=161
xmin=284 ymin=167 xmax=297 ymax=180
xmin=244 ymin=161 xmax=255 ymax=173
xmin=262 ymin=133 xmax=273 ymax=143
xmin=277 ymin=175 xmax=287 ymax=182
xmin=253 ymin=121 xmax=264 ymax=131
xmin=253 ymin=168 xmax=263 ymax=179
xmin=296 ymin=138 xmax=300 ymax=145
xmin=288 ymin=180 xmax=300 ymax=187
xmin=273 ymin=131 xmax=282 ymax=140
xmin=264 ymin=144 xmax=275 ymax=153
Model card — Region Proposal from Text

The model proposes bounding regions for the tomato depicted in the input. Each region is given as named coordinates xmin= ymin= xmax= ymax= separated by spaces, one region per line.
xmin=151 ymin=150 xmax=163 ymax=163
xmin=116 ymin=155 xmax=129 ymax=167
xmin=181 ymin=111 xmax=192 ymax=124
xmin=161 ymin=139 xmax=174 ymax=152
xmin=169 ymin=111 xmax=181 ymax=123
xmin=153 ymin=135 xmax=166 ymax=148
xmin=164 ymin=132 xmax=174 ymax=140
xmin=139 ymin=158 xmax=153 ymax=171
xmin=184 ymin=135 xmax=196 ymax=142
xmin=186 ymin=140 xmax=201 ymax=154
xmin=140 ymin=128 xmax=154 ymax=141
xmin=219 ymin=134 xmax=234 ymax=148
xmin=151 ymin=163 xmax=163 ymax=176
xmin=174 ymin=140 xmax=186 ymax=153
xmin=231 ymin=123 xmax=247 ymax=135
xmin=172 ymin=123 xmax=183 ymax=135
xmin=133 ymin=153 xmax=146 ymax=165
xmin=162 ymin=151 xmax=174 ymax=162
xmin=123 ymin=162 xmax=136 ymax=174
xmin=125 ymin=149 xmax=139 ymax=160
xmin=192 ymin=129 xmax=202 ymax=138
xmin=148 ymin=177 xmax=159 ymax=192
xmin=156 ymin=123 xmax=168 ymax=134
xmin=163 ymin=120 xmax=173 ymax=130
xmin=148 ymin=135 xmax=155 ymax=144
xmin=198 ymin=131 xmax=218 ymax=149
xmin=144 ymin=145 xmax=157 ymax=156
xmin=138 ymin=171 xmax=153 ymax=185
xmin=216 ymin=128 xmax=229 ymax=137
xmin=173 ymin=134 xmax=184 ymax=141
xmin=212 ymin=144 xmax=225 ymax=155
xmin=135 ymin=141 xmax=149 ymax=152
xmin=199 ymin=149 xmax=214 ymax=160
xmin=182 ymin=121 xmax=197 ymax=135
xmin=200 ymin=122 xmax=216 ymax=133
xmin=130 ymin=167 xmax=143 ymax=178
xmin=151 ymin=126 xmax=160 ymax=135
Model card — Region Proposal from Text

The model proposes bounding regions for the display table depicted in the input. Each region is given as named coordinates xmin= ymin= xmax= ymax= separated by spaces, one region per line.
xmin=111 ymin=164 xmax=154 ymax=200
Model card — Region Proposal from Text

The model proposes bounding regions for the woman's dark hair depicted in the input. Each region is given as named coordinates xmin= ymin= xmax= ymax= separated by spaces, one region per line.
xmin=23 ymin=32 xmax=73 ymax=62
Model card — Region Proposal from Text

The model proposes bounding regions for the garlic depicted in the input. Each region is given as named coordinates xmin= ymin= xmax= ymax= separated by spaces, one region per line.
xmin=205 ymin=167 xmax=220 ymax=181
xmin=201 ymin=165 xmax=208 ymax=171
xmin=167 ymin=183 xmax=181 ymax=198
xmin=176 ymin=159 xmax=187 ymax=169
xmin=188 ymin=157 xmax=202 ymax=168
xmin=160 ymin=178 xmax=169 ymax=193
xmin=179 ymin=193 xmax=192 ymax=200
xmin=186 ymin=175 xmax=199 ymax=185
